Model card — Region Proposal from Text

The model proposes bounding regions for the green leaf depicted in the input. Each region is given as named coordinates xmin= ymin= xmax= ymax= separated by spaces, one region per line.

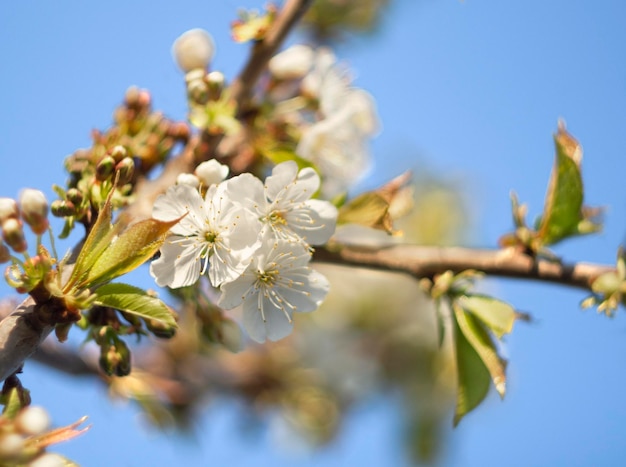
xmin=456 ymin=294 xmax=516 ymax=339
xmin=536 ymin=123 xmax=600 ymax=246
xmin=84 ymin=217 xmax=180 ymax=288
xmin=454 ymin=302 xmax=507 ymax=405
xmin=64 ymin=191 xmax=119 ymax=290
xmin=452 ymin=307 xmax=491 ymax=426
xmin=94 ymin=283 xmax=177 ymax=328
xmin=337 ymin=192 xmax=393 ymax=233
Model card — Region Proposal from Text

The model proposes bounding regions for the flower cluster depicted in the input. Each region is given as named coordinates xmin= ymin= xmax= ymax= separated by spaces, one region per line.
xmin=150 ymin=160 xmax=337 ymax=343
xmin=268 ymin=45 xmax=380 ymax=197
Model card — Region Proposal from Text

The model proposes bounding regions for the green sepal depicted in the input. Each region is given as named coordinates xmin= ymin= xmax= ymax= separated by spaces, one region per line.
xmin=94 ymin=283 xmax=177 ymax=329
xmin=1 ymin=388 xmax=24 ymax=419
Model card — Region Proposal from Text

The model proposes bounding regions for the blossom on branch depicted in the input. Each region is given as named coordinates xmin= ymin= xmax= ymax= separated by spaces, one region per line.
xmin=150 ymin=182 xmax=262 ymax=288
xmin=218 ymin=236 xmax=330 ymax=343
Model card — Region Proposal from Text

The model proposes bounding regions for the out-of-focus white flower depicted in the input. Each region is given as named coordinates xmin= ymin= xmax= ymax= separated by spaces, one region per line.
xmin=218 ymin=236 xmax=330 ymax=343
xmin=14 ymin=406 xmax=50 ymax=436
xmin=175 ymin=173 xmax=200 ymax=188
xmin=301 ymin=48 xmax=344 ymax=99
xmin=228 ymin=161 xmax=338 ymax=245
xmin=150 ymin=182 xmax=262 ymax=288
xmin=269 ymin=44 xmax=315 ymax=80
xmin=172 ymin=28 xmax=215 ymax=73
xmin=195 ymin=159 xmax=229 ymax=187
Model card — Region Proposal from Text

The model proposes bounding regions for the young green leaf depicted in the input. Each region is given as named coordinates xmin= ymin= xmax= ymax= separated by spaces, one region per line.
xmin=337 ymin=192 xmax=393 ymax=233
xmin=64 ymin=192 xmax=119 ymax=291
xmin=536 ymin=123 xmax=600 ymax=246
xmin=83 ymin=217 xmax=181 ymax=289
xmin=94 ymin=283 xmax=177 ymax=328
xmin=452 ymin=308 xmax=491 ymax=426
xmin=456 ymin=294 xmax=516 ymax=339
xmin=454 ymin=302 xmax=507 ymax=400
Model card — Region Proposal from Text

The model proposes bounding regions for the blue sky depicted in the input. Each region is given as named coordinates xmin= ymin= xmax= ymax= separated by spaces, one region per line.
xmin=2 ymin=1 xmax=626 ymax=466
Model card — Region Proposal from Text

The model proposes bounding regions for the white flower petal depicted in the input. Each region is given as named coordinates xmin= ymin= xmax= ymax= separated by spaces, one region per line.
xmin=218 ymin=270 xmax=256 ymax=309
xmin=150 ymin=240 xmax=202 ymax=288
xmin=265 ymin=161 xmax=299 ymax=201
xmin=286 ymin=199 xmax=337 ymax=245
xmin=242 ymin=296 xmax=294 ymax=343
xmin=277 ymin=269 xmax=329 ymax=312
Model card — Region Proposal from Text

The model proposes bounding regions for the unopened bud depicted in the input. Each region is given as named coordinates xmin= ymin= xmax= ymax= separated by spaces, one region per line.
xmin=29 ymin=453 xmax=68 ymax=467
xmin=2 ymin=218 xmax=27 ymax=253
xmin=115 ymin=157 xmax=135 ymax=185
xmin=207 ymin=70 xmax=225 ymax=90
xmin=145 ymin=318 xmax=176 ymax=339
xmin=0 ymin=433 xmax=25 ymax=460
xmin=172 ymin=28 xmax=216 ymax=72
xmin=195 ymin=159 xmax=229 ymax=186
xmin=99 ymin=340 xmax=131 ymax=377
xmin=66 ymin=188 xmax=84 ymax=206
xmin=109 ymin=145 xmax=127 ymax=162
xmin=124 ymin=86 xmax=151 ymax=109
xmin=96 ymin=156 xmax=116 ymax=181
xmin=50 ymin=200 xmax=77 ymax=217
xmin=176 ymin=173 xmax=200 ymax=187
xmin=269 ymin=44 xmax=314 ymax=80
xmin=0 ymin=243 xmax=10 ymax=263
xmin=0 ymin=198 xmax=19 ymax=224
xmin=19 ymin=189 xmax=49 ymax=235
xmin=15 ymin=405 xmax=50 ymax=436
xmin=168 ymin=121 xmax=191 ymax=141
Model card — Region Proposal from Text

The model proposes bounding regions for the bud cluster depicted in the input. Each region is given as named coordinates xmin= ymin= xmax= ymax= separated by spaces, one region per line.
xmin=55 ymin=87 xmax=190 ymax=237
xmin=0 ymin=190 xmax=50 ymax=261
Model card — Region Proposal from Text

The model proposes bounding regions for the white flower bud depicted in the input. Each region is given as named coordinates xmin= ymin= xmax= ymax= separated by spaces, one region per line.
xmin=19 ymin=189 xmax=49 ymax=235
xmin=0 ymin=198 xmax=19 ymax=225
xmin=0 ymin=433 xmax=24 ymax=460
xmin=268 ymin=44 xmax=314 ymax=80
xmin=28 ymin=453 xmax=67 ymax=467
xmin=195 ymin=160 xmax=229 ymax=187
xmin=15 ymin=406 xmax=50 ymax=436
xmin=207 ymin=71 xmax=225 ymax=88
xmin=176 ymin=173 xmax=200 ymax=188
xmin=172 ymin=28 xmax=215 ymax=72
xmin=2 ymin=218 xmax=27 ymax=253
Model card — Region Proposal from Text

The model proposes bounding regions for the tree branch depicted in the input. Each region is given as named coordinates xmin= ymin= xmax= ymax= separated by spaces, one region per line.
xmin=315 ymin=244 xmax=614 ymax=291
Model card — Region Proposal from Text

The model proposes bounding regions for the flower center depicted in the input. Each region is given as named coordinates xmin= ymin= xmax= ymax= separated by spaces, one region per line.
xmin=257 ymin=268 xmax=279 ymax=287
xmin=266 ymin=210 xmax=287 ymax=226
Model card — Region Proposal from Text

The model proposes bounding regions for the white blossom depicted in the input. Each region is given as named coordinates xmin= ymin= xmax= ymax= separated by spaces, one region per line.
xmin=218 ymin=236 xmax=329 ymax=343
xmin=227 ymin=161 xmax=337 ymax=245
xmin=194 ymin=159 xmax=229 ymax=187
xmin=150 ymin=181 xmax=262 ymax=288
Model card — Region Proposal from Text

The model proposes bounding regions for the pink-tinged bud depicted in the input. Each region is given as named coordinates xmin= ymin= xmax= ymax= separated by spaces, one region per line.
xmin=109 ymin=145 xmax=127 ymax=162
xmin=0 ymin=198 xmax=19 ymax=224
xmin=172 ymin=28 xmax=216 ymax=72
xmin=96 ymin=156 xmax=116 ymax=181
xmin=19 ymin=189 xmax=49 ymax=235
xmin=2 ymin=218 xmax=27 ymax=253
xmin=0 ymin=243 xmax=10 ymax=263
xmin=115 ymin=157 xmax=135 ymax=185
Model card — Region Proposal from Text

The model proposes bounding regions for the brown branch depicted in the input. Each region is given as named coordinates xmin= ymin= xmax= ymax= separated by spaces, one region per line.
xmin=315 ymin=244 xmax=615 ymax=291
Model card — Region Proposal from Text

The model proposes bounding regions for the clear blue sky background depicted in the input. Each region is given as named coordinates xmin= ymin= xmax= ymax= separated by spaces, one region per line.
xmin=2 ymin=1 xmax=626 ymax=466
